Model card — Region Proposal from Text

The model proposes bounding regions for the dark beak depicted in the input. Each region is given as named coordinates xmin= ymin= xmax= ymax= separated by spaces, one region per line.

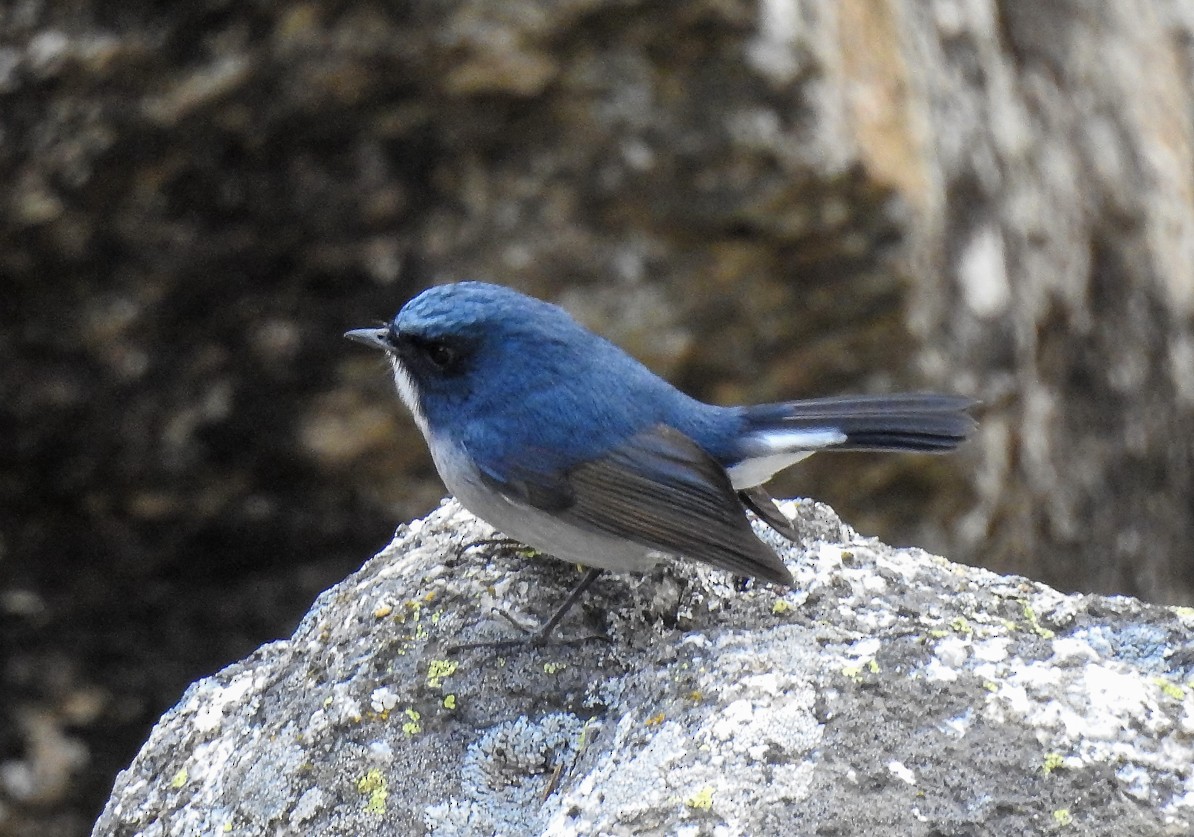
xmin=344 ymin=327 xmax=394 ymax=352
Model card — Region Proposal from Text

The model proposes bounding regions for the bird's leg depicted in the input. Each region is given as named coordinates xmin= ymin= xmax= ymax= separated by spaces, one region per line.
xmin=447 ymin=568 xmax=607 ymax=654
xmin=529 ymin=567 xmax=604 ymax=642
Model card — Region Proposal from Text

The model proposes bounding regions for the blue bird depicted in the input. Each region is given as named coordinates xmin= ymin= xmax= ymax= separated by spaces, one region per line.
xmin=347 ymin=282 xmax=974 ymax=647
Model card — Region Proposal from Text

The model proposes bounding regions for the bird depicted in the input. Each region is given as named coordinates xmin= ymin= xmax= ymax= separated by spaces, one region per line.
xmin=346 ymin=281 xmax=975 ymax=648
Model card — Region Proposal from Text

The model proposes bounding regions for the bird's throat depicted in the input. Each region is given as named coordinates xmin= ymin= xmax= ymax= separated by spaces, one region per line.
xmin=391 ymin=358 xmax=431 ymax=439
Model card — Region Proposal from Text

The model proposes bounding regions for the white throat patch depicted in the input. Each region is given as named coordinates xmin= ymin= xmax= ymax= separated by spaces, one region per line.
xmin=391 ymin=357 xmax=431 ymax=439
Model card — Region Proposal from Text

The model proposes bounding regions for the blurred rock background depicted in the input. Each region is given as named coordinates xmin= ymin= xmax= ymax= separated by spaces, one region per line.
xmin=1 ymin=1 xmax=1191 ymax=835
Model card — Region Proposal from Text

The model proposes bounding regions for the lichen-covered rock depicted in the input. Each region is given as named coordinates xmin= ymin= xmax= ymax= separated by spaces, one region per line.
xmin=94 ymin=501 xmax=1194 ymax=836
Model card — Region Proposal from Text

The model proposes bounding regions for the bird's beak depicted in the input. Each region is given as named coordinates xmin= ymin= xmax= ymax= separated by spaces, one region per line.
xmin=344 ymin=327 xmax=394 ymax=352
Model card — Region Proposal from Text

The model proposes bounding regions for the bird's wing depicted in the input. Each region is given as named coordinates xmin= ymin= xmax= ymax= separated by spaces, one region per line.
xmin=479 ymin=424 xmax=793 ymax=585
xmin=738 ymin=485 xmax=801 ymax=542
xmin=472 ymin=446 xmax=576 ymax=513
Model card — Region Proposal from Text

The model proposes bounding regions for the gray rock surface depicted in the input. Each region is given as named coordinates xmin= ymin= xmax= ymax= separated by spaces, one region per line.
xmin=94 ymin=500 xmax=1194 ymax=836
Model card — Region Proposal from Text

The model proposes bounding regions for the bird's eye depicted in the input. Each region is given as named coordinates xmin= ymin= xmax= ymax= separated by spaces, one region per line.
xmin=424 ymin=341 xmax=458 ymax=371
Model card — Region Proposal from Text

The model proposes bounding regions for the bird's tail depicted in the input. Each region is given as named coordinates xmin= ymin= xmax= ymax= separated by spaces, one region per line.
xmin=731 ymin=393 xmax=975 ymax=535
xmin=740 ymin=393 xmax=976 ymax=454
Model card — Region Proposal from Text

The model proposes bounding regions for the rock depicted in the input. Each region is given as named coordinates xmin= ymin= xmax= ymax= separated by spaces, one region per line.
xmin=93 ymin=500 xmax=1194 ymax=836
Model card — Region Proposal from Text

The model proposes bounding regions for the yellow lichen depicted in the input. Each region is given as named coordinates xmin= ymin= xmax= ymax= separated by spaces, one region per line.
xmin=685 ymin=786 xmax=715 ymax=810
xmin=949 ymin=617 xmax=973 ymax=636
xmin=426 ymin=659 xmax=459 ymax=689
xmin=357 ymin=769 xmax=388 ymax=816
xmin=402 ymin=708 xmax=422 ymax=736
xmin=1042 ymin=753 xmax=1065 ymax=775
xmin=1020 ymin=602 xmax=1055 ymax=639
xmin=1153 ymin=677 xmax=1185 ymax=700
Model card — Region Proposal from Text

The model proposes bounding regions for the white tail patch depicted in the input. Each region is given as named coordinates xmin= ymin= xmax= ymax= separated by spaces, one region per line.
xmin=727 ymin=427 xmax=847 ymax=488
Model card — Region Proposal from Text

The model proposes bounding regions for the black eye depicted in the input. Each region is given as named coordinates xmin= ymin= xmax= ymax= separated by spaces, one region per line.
xmin=396 ymin=332 xmax=467 ymax=376
xmin=423 ymin=341 xmax=459 ymax=372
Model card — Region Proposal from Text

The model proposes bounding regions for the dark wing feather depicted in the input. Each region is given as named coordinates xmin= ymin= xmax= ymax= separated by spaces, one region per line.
xmin=738 ymin=485 xmax=800 ymax=541
xmin=562 ymin=425 xmax=793 ymax=585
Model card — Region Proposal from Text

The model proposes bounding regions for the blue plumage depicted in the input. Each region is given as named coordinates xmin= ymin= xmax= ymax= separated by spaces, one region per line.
xmin=347 ymin=281 xmax=975 ymax=647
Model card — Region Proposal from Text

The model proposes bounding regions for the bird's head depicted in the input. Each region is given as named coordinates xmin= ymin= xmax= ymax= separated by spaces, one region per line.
xmin=345 ymin=282 xmax=596 ymax=427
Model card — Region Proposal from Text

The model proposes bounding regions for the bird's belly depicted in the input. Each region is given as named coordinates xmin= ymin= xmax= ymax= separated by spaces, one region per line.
xmin=430 ymin=436 xmax=661 ymax=574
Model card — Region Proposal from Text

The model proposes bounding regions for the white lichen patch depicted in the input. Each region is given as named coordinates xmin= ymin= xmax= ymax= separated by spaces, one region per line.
xmin=887 ymin=760 xmax=917 ymax=785
xmin=424 ymin=713 xmax=585 ymax=835
xmin=369 ymin=687 xmax=399 ymax=714
xmin=1049 ymin=636 xmax=1100 ymax=665
xmin=188 ymin=671 xmax=260 ymax=734
xmin=933 ymin=634 xmax=971 ymax=669
xmin=922 ymin=657 xmax=961 ymax=683
xmin=972 ymin=636 xmax=1011 ymax=663
xmin=289 ymin=786 xmax=324 ymax=825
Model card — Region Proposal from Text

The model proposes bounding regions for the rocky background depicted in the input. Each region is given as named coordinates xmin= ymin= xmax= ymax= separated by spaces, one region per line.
xmin=2 ymin=1 xmax=1192 ymax=835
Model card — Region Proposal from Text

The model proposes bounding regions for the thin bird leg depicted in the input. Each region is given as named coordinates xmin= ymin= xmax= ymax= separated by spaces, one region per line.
xmin=447 ymin=568 xmax=606 ymax=654
xmin=530 ymin=567 xmax=604 ymax=643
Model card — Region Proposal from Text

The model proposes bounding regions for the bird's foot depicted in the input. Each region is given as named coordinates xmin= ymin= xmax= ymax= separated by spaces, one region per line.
xmin=445 ymin=606 xmax=608 ymax=654
xmin=445 ymin=567 xmax=608 ymax=654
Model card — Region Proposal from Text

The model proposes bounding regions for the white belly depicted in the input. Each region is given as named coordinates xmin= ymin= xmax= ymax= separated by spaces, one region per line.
xmin=429 ymin=434 xmax=662 ymax=574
